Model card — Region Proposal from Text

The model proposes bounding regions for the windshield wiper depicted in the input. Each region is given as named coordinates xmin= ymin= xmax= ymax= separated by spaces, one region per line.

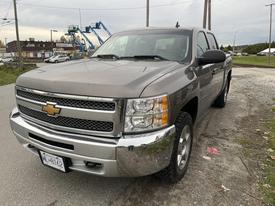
xmin=120 ymin=55 xmax=169 ymax=61
xmin=92 ymin=54 xmax=120 ymax=60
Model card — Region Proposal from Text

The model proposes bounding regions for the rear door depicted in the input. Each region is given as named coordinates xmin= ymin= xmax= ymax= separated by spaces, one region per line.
xmin=60 ymin=55 xmax=66 ymax=62
xmin=206 ymin=32 xmax=225 ymax=96
xmin=196 ymin=31 xmax=216 ymax=115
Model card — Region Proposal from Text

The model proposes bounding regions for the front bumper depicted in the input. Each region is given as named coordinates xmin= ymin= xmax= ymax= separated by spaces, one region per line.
xmin=10 ymin=107 xmax=176 ymax=177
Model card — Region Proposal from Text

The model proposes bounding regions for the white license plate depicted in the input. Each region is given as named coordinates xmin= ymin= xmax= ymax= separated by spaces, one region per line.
xmin=39 ymin=151 xmax=66 ymax=172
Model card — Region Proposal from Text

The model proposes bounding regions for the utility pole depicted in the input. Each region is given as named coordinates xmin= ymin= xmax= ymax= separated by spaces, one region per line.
xmin=4 ymin=37 xmax=8 ymax=46
xmin=13 ymin=0 xmax=22 ymax=68
xmin=208 ymin=0 xmax=211 ymax=30
xmin=203 ymin=0 xmax=207 ymax=29
xmin=78 ymin=8 xmax=82 ymax=30
xmin=146 ymin=0 xmax=149 ymax=27
xmin=233 ymin=31 xmax=238 ymax=53
xmin=266 ymin=3 xmax=275 ymax=65
xmin=203 ymin=0 xmax=212 ymax=30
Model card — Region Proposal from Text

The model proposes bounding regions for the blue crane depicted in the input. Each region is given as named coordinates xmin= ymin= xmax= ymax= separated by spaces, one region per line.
xmin=84 ymin=21 xmax=112 ymax=45
xmin=66 ymin=22 xmax=111 ymax=52
xmin=67 ymin=25 xmax=95 ymax=52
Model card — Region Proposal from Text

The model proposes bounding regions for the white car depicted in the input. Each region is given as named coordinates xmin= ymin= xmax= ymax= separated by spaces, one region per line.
xmin=0 ymin=57 xmax=13 ymax=63
xmin=46 ymin=55 xmax=70 ymax=63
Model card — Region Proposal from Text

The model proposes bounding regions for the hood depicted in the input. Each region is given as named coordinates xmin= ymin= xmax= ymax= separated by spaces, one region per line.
xmin=17 ymin=59 xmax=182 ymax=98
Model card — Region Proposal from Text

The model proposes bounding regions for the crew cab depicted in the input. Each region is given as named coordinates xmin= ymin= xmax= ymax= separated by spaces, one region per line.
xmin=10 ymin=27 xmax=232 ymax=182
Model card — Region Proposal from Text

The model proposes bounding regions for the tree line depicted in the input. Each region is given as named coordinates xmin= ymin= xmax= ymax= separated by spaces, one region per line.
xmin=220 ymin=42 xmax=275 ymax=54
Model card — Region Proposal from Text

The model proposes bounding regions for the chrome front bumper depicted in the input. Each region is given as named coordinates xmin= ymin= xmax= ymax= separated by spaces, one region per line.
xmin=10 ymin=107 xmax=176 ymax=177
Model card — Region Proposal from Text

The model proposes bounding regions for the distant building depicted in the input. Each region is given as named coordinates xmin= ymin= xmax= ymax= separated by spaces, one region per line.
xmin=257 ymin=48 xmax=275 ymax=56
xmin=54 ymin=43 xmax=75 ymax=54
xmin=6 ymin=39 xmax=76 ymax=59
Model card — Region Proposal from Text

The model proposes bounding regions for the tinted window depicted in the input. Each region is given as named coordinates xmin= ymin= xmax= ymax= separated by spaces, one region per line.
xmin=197 ymin=32 xmax=209 ymax=57
xmin=207 ymin=33 xmax=218 ymax=50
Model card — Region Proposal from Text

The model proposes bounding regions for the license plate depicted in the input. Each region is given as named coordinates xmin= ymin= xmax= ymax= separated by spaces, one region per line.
xmin=39 ymin=151 xmax=66 ymax=172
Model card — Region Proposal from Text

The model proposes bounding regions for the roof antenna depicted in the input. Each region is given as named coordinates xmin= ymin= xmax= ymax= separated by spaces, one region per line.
xmin=175 ymin=21 xmax=180 ymax=28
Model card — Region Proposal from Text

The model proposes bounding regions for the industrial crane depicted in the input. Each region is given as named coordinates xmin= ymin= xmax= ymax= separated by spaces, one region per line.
xmin=66 ymin=22 xmax=111 ymax=53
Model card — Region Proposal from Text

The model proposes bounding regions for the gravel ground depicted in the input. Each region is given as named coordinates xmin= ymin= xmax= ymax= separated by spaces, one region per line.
xmin=0 ymin=67 xmax=274 ymax=206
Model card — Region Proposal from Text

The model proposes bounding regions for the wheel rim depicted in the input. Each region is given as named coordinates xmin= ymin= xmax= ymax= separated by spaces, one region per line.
xmin=224 ymin=83 xmax=228 ymax=102
xmin=177 ymin=125 xmax=192 ymax=170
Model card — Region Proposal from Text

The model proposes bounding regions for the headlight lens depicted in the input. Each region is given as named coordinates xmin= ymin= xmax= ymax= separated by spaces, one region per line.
xmin=124 ymin=95 xmax=168 ymax=132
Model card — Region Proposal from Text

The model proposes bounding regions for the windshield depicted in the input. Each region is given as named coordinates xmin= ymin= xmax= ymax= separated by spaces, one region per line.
xmin=92 ymin=30 xmax=192 ymax=62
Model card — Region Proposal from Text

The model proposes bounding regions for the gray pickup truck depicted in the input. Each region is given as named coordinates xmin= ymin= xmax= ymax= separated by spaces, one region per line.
xmin=10 ymin=27 xmax=232 ymax=182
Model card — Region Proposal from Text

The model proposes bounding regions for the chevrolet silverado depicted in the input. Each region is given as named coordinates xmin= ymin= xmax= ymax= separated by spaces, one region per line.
xmin=10 ymin=27 xmax=232 ymax=182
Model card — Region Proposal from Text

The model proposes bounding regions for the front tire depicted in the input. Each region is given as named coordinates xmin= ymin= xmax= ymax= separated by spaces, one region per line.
xmin=156 ymin=112 xmax=193 ymax=183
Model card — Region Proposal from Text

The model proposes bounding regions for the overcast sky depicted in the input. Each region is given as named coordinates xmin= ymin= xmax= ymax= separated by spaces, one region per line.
xmin=0 ymin=0 xmax=275 ymax=46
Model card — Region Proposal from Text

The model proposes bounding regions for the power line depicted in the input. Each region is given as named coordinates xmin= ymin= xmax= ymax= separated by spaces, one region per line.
xmin=0 ymin=22 xmax=14 ymax=27
xmin=3 ymin=1 xmax=13 ymax=19
xmin=14 ymin=0 xmax=192 ymax=11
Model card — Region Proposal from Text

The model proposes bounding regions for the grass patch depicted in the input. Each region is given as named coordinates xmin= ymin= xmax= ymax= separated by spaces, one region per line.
xmin=261 ymin=118 xmax=275 ymax=205
xmin=233 ymin=56 xmax=275 ymax=68
xmin=0 ymin=64 xmax=35 ymax=86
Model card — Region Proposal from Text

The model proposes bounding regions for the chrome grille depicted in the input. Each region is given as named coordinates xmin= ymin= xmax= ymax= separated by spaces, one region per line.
xmin=15 ymin=86 xmax=123 ymax=137
xmin=17 ymin=89 xmax=115 ymax=111
xmin=19 ymin=105 xmax=114 ymax=132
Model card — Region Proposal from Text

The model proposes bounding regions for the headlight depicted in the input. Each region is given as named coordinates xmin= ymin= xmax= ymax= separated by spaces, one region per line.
xmin=124 ymin=95 xmax=168 ymax=132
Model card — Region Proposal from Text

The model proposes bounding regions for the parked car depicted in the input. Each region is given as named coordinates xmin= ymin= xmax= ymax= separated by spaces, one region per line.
xmin=10 ymin=27 xmax=232 ymax=183
xmin=227 ymin=51 xmax=236 ymax=56
xmin=44 ymin=55 xmax=70 ymax=63
xmin=44 ymin=56 xmax=54 ymax=63
xmin=257 ymin=52 xmax=267 ymax=56
xmin=241 ymin=52 xmax=249 ymax=56
xmin=0 ymin=57 xmax=13 ymax=63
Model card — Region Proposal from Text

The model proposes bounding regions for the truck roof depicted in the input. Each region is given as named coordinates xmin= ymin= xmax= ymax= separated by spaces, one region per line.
xmin=115 ymin=27 xmax=212 ymax=34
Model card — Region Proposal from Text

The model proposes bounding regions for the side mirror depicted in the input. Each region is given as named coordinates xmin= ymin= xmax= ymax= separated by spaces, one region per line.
xmin=198 ymin=50 xmax=226 ymax=65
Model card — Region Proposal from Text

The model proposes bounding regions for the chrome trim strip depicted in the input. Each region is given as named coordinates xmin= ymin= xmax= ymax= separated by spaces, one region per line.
xmin=16 ymin=86 xmax=116 ymax=103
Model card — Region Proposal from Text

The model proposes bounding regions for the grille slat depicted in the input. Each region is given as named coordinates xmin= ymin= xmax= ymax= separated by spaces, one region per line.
xmin=19 ymin=106 xmax=114 ymax=132
xmin=17 ymin=90 xmax=115 ymax=111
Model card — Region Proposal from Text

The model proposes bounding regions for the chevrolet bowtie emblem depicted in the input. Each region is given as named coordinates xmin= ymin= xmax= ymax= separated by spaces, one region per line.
xmin=42 ymin=103 xmax=61 ymax=116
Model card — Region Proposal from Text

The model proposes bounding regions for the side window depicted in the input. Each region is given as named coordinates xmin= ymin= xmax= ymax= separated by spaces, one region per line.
xmin=197 ymin=32 xmax=209 ymax=57
xmin=207 ymin=33 xmax=218 ymax=50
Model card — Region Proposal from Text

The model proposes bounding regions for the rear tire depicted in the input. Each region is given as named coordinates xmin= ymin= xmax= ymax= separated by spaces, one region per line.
xmin=214 ymin=80 xmax=229 ymax=108
xmin=156 ymin=112 xmax=193 ymax=183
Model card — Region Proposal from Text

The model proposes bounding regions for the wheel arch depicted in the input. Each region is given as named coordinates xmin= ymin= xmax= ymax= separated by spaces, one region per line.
xmin=180 ymin=96 xmax=198 ymax=123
